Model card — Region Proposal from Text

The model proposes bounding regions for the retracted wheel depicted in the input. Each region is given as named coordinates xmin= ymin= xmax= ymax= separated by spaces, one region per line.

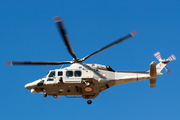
xmin=43 ymin=92 xmax=47 ymax=97
xmin=87 ymin=100 xmax=92 ymax=104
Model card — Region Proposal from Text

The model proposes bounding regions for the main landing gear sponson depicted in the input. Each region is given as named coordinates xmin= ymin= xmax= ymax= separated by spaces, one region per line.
xmin=87 ymin=100 xmax=92 ymax=104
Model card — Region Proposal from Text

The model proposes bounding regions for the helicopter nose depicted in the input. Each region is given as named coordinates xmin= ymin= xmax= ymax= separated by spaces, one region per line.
xmin=25 ymin=82 xmax=37 ymax=90
xmin=25 ymin=79 xmax=43 ymax=90
xmin=25 ymin=83 xmax=31 ymax=90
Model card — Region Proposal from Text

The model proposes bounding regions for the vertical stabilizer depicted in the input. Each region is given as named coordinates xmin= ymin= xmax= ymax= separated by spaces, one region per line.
xmin=150 ymin=61 xmax=156 ymax=76
xmin=150 ymin=78 xmax=157 ymax=88
xmin=149 ymin=61 xmax=157 ymax=88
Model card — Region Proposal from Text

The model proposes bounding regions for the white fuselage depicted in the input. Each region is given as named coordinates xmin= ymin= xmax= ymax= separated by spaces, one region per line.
xmin=24 ymin=63 xmax=162 ymax=99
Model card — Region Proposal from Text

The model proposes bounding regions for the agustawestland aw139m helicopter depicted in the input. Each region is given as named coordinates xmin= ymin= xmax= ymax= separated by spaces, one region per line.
xmin=6 ymin=17 xmax=176 ymax=104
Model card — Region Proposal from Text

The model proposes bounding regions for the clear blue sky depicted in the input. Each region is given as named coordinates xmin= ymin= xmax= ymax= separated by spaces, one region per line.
xmin=1 ymin=0 xmax=180 ymax=120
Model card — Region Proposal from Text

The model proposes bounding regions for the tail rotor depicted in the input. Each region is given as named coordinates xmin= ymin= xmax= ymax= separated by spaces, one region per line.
xmin=154 ymin=51 xmax=176 ymax=74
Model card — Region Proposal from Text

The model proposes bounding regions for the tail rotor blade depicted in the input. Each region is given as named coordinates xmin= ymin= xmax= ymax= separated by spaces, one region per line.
xmin=167 ymin=54 xmax=176 ymax=61
xmin=154 ymin=51 xmax=162 ymax=61
xmin=165 ymin=66 xmax=173 ymax=75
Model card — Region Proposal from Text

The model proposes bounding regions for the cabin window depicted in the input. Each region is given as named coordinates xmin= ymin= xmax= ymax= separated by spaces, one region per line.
xmin=66 ymin=71 xmax=73 ymax=77
xmin=58 ymin=71 xmax=63 ymax=76
xmin=74 ymin=71 xmax=81 ymax=77
xmin=48 ymin=71 xmax=55 ymax=77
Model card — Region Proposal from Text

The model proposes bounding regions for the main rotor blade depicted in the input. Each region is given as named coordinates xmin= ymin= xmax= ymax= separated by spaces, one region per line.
xmin=53 ymin=17 xmax=77 ymax=60
xmin=6 ymin=61 xmax=71 ymax=65
xmin=81 ymin=31 xmax=138 ymax=61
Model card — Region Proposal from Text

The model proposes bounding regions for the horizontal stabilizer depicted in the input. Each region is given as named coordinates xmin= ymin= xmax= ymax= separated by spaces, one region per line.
xmin=149 ymin=78 xmax=157 ymax=88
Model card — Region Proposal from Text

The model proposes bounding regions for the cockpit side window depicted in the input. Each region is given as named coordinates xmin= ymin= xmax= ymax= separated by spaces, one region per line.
xmin=66 ymin=71 xmax=73 ymax=77
xmin=47 ymin=79 xmax=54 ymax=81
xmin=74 ymin=71 xmax=81 ymax=77
xmin=48 ymin=71 xmax=55 ymax=77
xmin=58 ymin=71 xmax=63 ymax=76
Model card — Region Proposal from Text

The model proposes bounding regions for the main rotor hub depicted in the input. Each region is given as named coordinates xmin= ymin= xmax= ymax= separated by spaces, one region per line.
xmin=72 ymin=58 xmax=82 ymax=63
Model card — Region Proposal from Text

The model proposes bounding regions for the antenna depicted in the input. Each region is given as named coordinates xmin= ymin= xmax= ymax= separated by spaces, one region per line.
xmin=60 ymin=64 xmax=64 ymax=69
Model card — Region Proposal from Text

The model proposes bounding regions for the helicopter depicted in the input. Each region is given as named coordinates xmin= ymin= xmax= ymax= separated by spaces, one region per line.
xmin=6 ymin=17 xmax=176 ymax=104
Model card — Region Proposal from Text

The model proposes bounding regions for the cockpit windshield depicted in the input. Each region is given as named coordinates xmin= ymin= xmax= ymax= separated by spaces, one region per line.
xmin=42 ymin=72 xmax=49 ymax=78
xmin=48 ymin=71 xmax=55 ymax=77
